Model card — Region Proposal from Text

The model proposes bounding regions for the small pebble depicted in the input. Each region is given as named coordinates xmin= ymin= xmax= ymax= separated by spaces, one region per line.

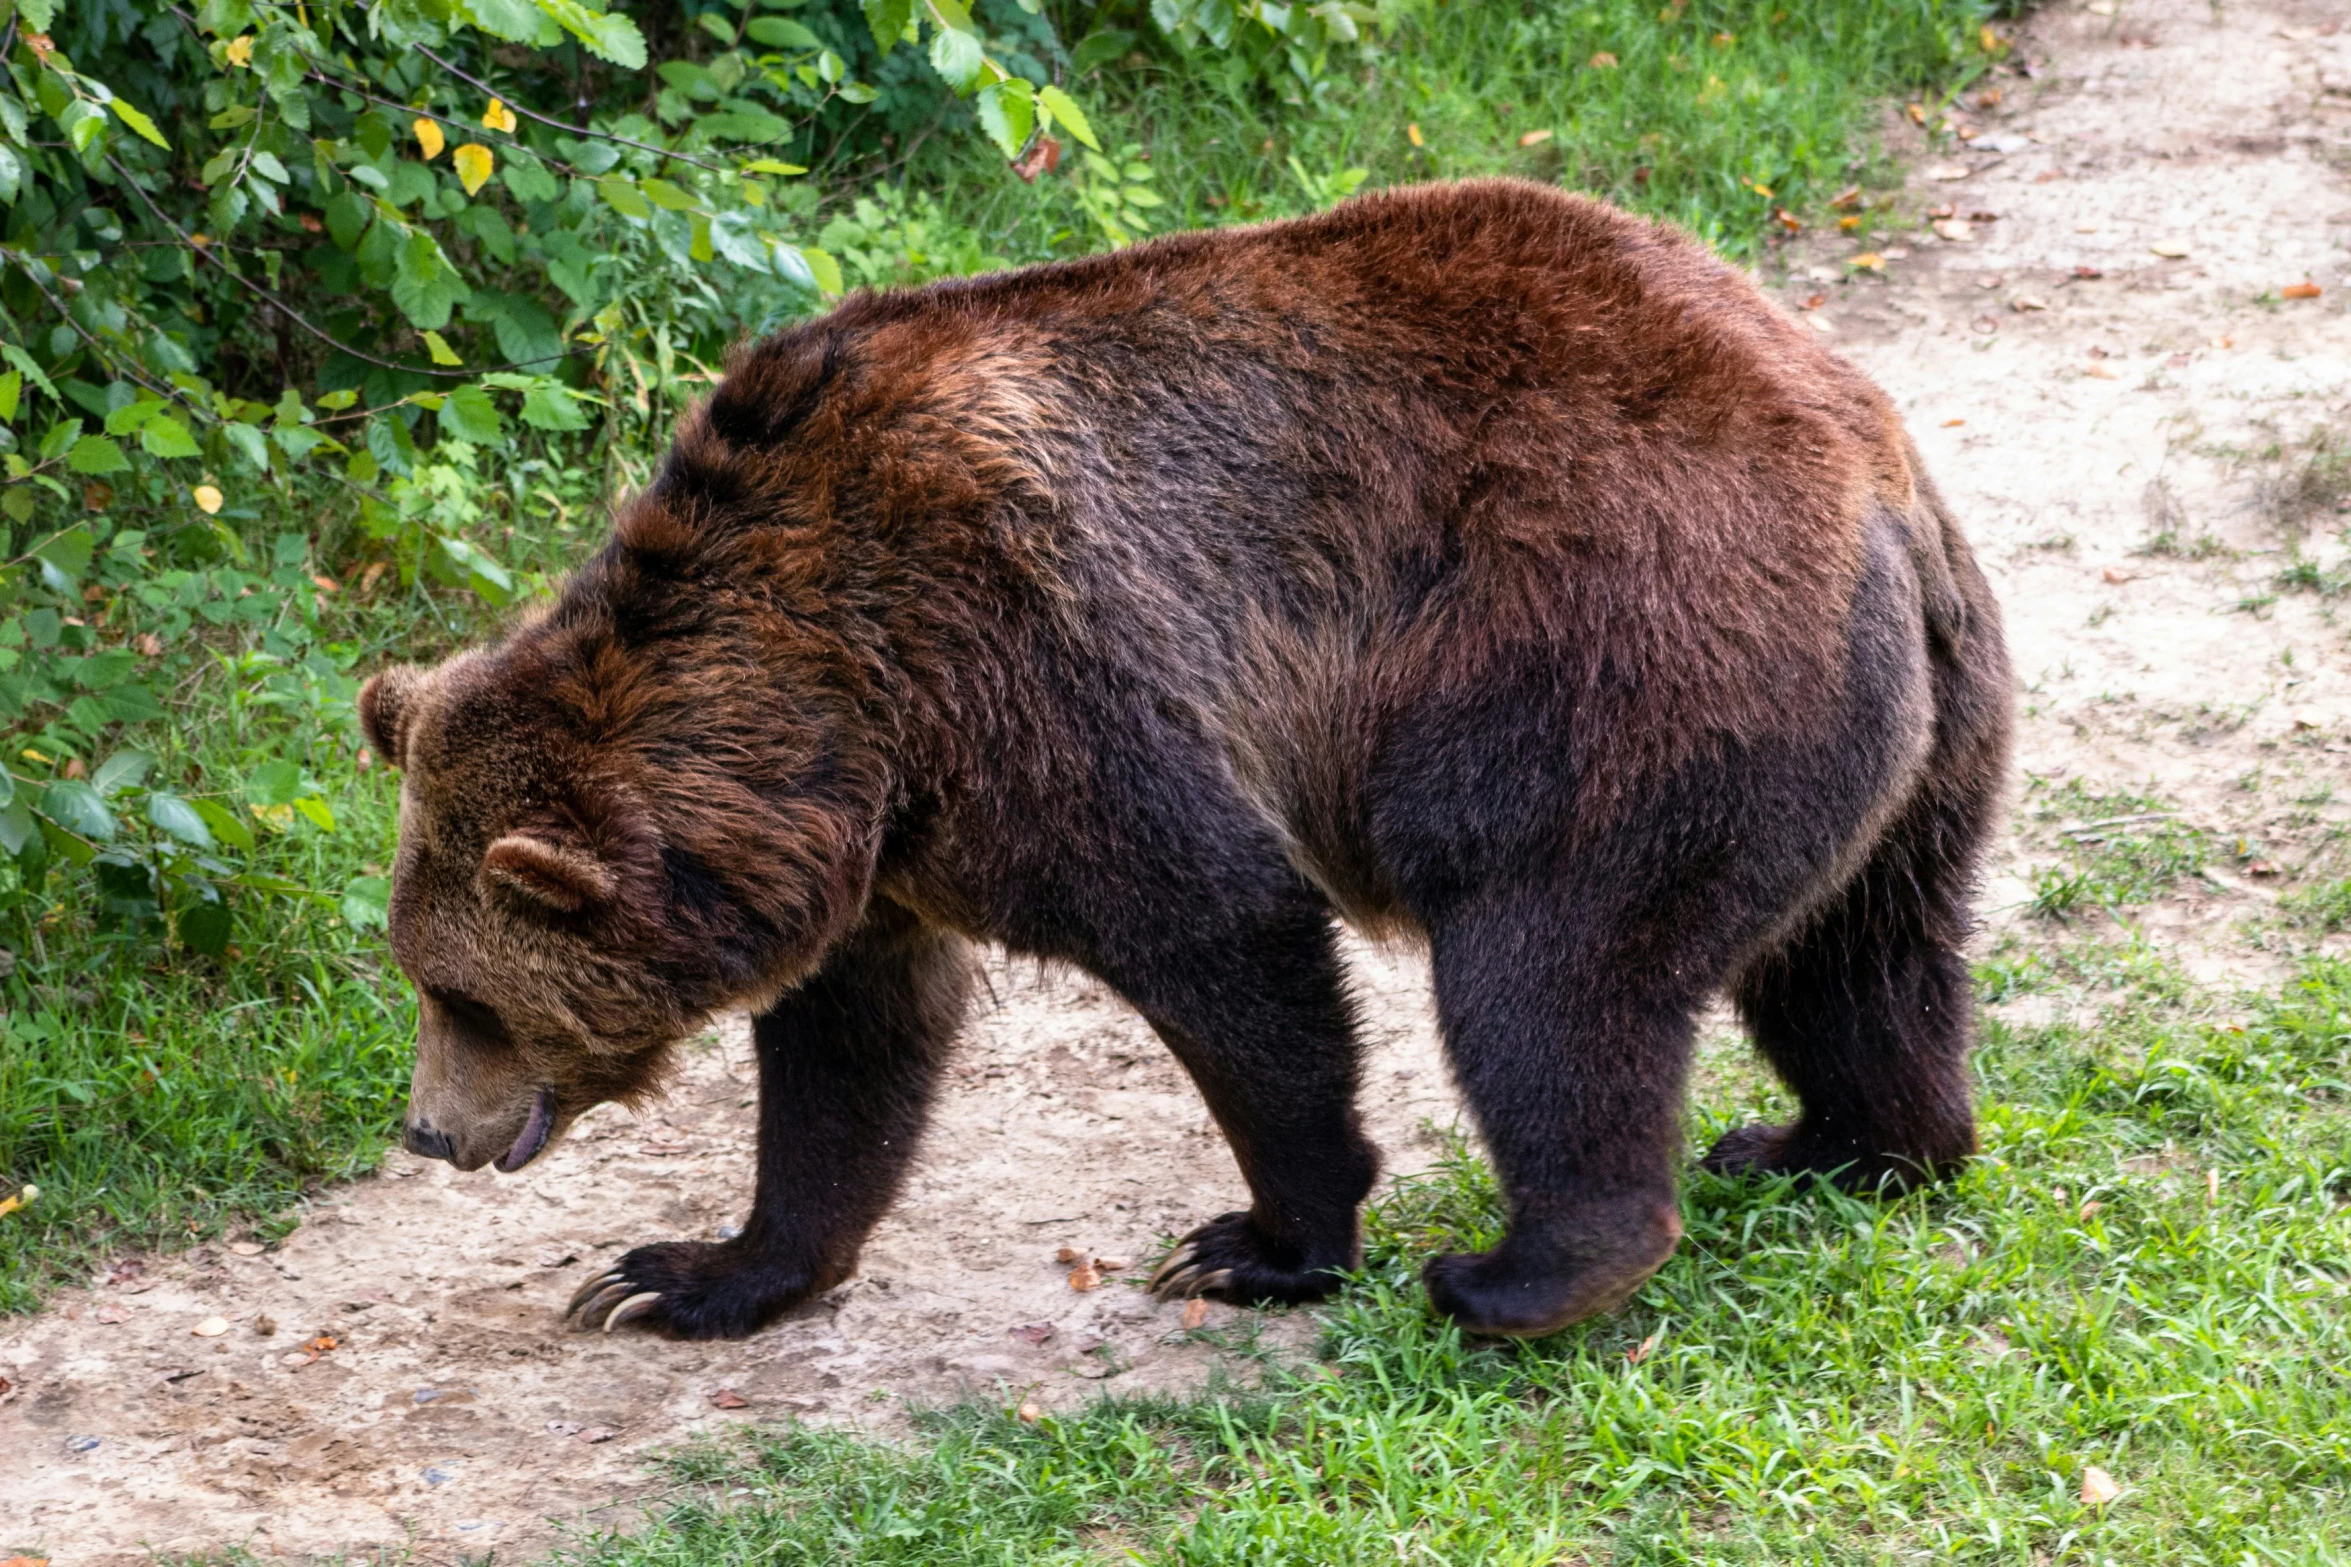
xmin=423 ymin=1465 xmax=458 ymax=1487
xmin=250 ymin=1314 xmax=277 ymax=1337
xmin=190 ymin=1315 xmax=230 ymax=1338
xmin=65 ymin=1434 xmax=100 ymax=1454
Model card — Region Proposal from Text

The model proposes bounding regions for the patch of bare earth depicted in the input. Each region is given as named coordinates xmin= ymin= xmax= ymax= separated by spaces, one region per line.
xmin=5 ymin=1 xmax=2348 ymax=1558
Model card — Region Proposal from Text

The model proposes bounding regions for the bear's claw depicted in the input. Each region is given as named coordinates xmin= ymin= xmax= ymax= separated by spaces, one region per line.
xmin=566 ymin=1270 xmax=637 ymax=1328
xmin=602 ymin=1290 xmax=665 ymax=1332
xmin=1144 ymin=1210 xmax=1349 ymax=1308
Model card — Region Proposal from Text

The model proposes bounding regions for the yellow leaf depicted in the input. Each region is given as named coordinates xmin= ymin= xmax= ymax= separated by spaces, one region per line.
xmin=1848 ymin=252 xmax=1886 ymax=272
xmin=452 ymin=142 xmax=494 ymax=196
xmin=191 ymin=484 xmax=224 ymax=514
xmin=422 ymin=330 xmax=463 ymax=366
xmin=1518 ymin=128 xmax=1553 ymax=147
xmin=483 ymin=98 xmax=518 ymax=134
xmin=223 ymin=34 xmax=254 ymax=67
xmin=0 ymin=1183 xmax=36 ymax=1220
xmin=1406 ymin=122 xmax=1424 ymax=147
xmin=414 ymin=118 xmax=446 ymax=160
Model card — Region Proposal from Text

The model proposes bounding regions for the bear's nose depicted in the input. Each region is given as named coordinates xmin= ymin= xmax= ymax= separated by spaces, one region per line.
xmin=403 ymin=1119 xmax=457 ymax=1163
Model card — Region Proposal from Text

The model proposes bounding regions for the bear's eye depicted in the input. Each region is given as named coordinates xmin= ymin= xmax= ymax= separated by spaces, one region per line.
xmin=431 ymin=988 xmax=510 ymax=1043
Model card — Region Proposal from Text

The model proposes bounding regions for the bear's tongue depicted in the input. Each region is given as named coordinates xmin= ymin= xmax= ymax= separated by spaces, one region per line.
xmin=495 ymin=1087 xmax=555 ymax=1173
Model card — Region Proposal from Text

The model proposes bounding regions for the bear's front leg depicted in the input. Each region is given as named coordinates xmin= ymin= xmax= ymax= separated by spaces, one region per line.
xmin=568 ymin=907 xmax=971 ymax=1339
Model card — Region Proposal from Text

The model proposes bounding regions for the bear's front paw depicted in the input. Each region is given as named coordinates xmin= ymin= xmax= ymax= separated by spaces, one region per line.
xmin=1149 ymin=1209 xmax=1353 ymax=1307
xmin=565 ymin=1239 xmax=824 ymax=1339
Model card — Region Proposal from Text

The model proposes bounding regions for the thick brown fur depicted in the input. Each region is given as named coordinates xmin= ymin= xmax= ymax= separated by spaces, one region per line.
xmin=363 ymin=180 xmax=2011 ymax=1340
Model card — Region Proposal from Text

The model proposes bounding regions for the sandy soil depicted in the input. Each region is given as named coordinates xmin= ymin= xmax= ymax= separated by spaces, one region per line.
xmin=7 ymin=1 xmax=2350 ymax=1559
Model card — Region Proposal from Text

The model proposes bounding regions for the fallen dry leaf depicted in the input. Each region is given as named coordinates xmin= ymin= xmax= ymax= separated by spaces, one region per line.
xmin=1067 ymin=1263 xmax=1102 ymax=1292
xmin=1927 ymin=201 xmax=1956 ymax=219
xmin=1009 ymin=1322 xmax=1055 ymax=1346
xmin=2210 ymin=334 xmax=2234 ymax=349
xmin=1933 ymin=218 xmax=1973 ymax=242
xmin=1011 ymin=135 xmax=1061 ymax=183
xmin=1925 ymin=161 xmax=1973 ymax=181
xmin=4 ymin=1556 xmax=54 ymax=1567
xmin=2207 ymin=1169 xmax=2222 ymax=1201
xmin=1837 ymin=214 xmax=1862 ymax=232
xmin=2248 ymin=860 xmax=2281 ymax=877
xmin=1017 ymin=1401 xmax=1044 ymax=1423
xmin=95 ymin=1303 xmax=130 ymax=1324
xmin=2282 ymin=281 xmax=2322 ymax=300
xmin=1627 ymin=1332 xmax=1660 ymax=1365
xmin=1848 ymin=252 xmax=1886 ymax=272
xmin=1800 ymin=293 xmax=1827 ymax=310
xmin=2102 ymin=567 xmax=2135 ymax=584
xmin=1943 ymin=418 xmax=1967 ymax=427
xmin=578 ymin=1425 xmax=616 ymax=1443
xmin=2082 ymin=1466 xmax=2123 ymax=1505
xmin=307 ymin=1334 xmax=338 ymax=1353
xmin=1054 ymin=1245 xmax=1085 ymax=1265
xmin=280 ymin=1350 xmax=317 ymax=1369
xmin=2083 ymin=363 xmax=2119 ymax=380
xmin=1093 ymin=1255 xmax=1132 ymax=1272
xmin=191 ymin=1315 xmax=230 ymax=1338
xmin=2011 ymin=293 xmax=2050 ymax=312
xmin=709 ymin=1387 xmax=750 ymax=1410
xmin=1830 ymin=184 xmax=1862 ymax=210
xmin=1182 ymin=1297 xmax=1211 ymax=1330
xmin=2073 ymin=265 xmax=2104 ymax=280
xmin=1587 ymin=51 xmax=1617 ymax=68
xmin=2079 ymin=1200 xmax=2104 ymax=1220
xmin=1518 ymin=128 xmax=1553 ymax=147
xmin=228 ymin=1241 xmax=264 ymax=1257
xmin=2149 ymin=240 xmax=2190 ymax=259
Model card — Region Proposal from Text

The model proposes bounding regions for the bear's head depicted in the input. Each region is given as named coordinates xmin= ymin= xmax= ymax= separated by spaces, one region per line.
xmin=359 ymin=604 xmax=886 ymax=1174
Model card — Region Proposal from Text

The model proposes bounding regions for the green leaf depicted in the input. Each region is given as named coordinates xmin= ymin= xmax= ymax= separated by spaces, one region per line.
xmin=1036 ymin=85 xmax=1101 ymax=151
xmin=104 ymin=399 xmax=165 ymax=437
xmin=223 ymin=422 xmax=273 ymax=473
xmin=140 ymin=416 xmax=202 ymax=459
xmin=862 ymin=0 xmax=915 ymax=53
xmin=193 ymin=797 xmax=256 ymax=851
xmin=67 ymin=435 xmax=131 ymax=474
xmin=976 ymin=79 xmax=1034 ymax=160
xmin=17 ymin=0 xmax=59 ymax=34
xmin=29 ymin=527 xmax=96 ymax=582
xmin=596 ymin=176 xmax=652 ymax=219
xmin=517 ymin=381 xmax=591 ymax=431
xmin=459 ymin=0 xmax=544 ymax=42
xmin=742 ymin=158 xmax=809 ymax=177
xmin=39 ymin=779 xmax=118 ymax=842
xmin=391 ymin=233 xmax=472 ymax=330
xmin=100 ymin=684 xmax=164 ymax=724
xmin=91 ymin=750 xmax=154 ymax=797
xmin=293 ymin=796 xmax=336 ymax=831
xmin=341 ymin=875 xmax=392 ymax=931
xmin=244 ymin=759 xmax=305 ymax=807
xmin=928 ymin=25 xmax=985 ymax=92
xmin=0 ymin=799 xmax=34 ymax=857
xmin=177 ymin=899 xmax=233 ymax=957
xmin=147 ymin=792 xmax=215 ymax=848
xmin=534 ymin=0 xmax=648 ymax=68
xmin=2 ymin=346 xmax=57 ymax=401
xmin=746 ymin=15 xmax=823 ymax=48
xmin=111 ymin=100 xmax=172 ymax=150
xmin=423 ymin=330 xmax=464 ymax=366
xmin=803 ymin=246 xmax=844 ymax=296
xmin=437 ymin=382 xmax=506 ymax=445
xmin=0 ymin=372 xmax=18 ymax=423
xmin=640 ymin=178 xmax=700 ymax=212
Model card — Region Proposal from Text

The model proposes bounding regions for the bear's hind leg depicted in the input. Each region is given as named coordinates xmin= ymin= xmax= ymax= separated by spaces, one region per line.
xmin=1705 ymin=775 xmax=1992 ymax=1192
xmin=569 ymin=902 xmax=969 ymax=1339
xmin=1418 ymin=882 xmax=1699 ymax=1338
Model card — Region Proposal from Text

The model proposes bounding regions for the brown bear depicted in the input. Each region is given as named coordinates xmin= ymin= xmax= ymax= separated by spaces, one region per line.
xmin=360 ymin=178 xmax=2010 ymax=1341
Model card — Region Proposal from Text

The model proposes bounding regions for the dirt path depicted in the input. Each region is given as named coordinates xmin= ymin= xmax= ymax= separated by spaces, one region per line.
xmin=7 ymin=2 xmax=2350 ymax=1559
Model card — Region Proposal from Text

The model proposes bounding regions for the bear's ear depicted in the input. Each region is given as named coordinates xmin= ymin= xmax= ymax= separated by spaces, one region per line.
xmin=359 ymin=666 xmax=427 ymax=770
xmin=482 ymin=833 xmax=619 ymax=914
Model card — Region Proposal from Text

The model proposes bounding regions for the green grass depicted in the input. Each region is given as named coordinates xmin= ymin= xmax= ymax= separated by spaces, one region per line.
xmin=547 ymin=954 xmax=2351 ymax=1566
